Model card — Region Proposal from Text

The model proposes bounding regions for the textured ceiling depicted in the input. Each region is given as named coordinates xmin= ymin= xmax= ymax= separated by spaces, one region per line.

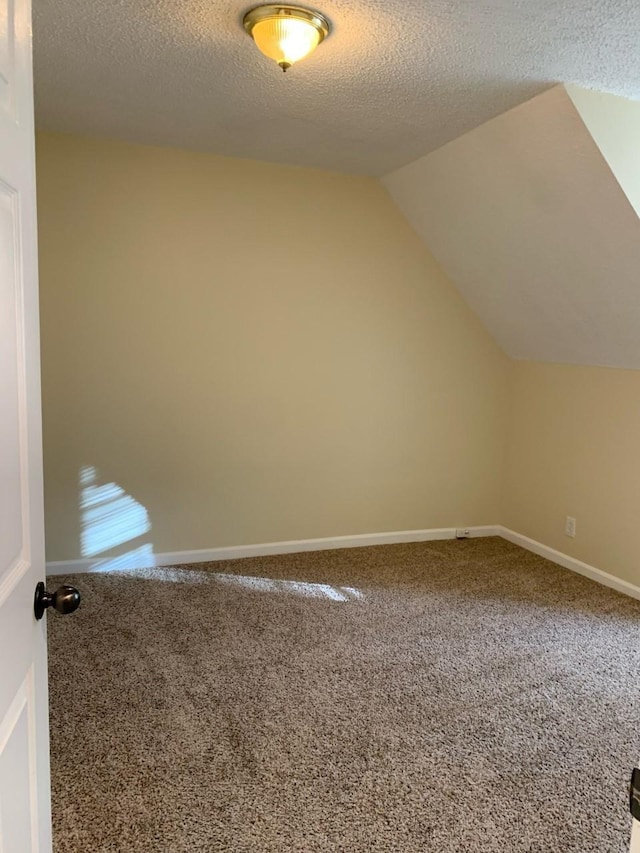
xmin=382 ymin=86 xmax=640 ymax=369
xmin=33 ymin=0 xmax=640 ymax=175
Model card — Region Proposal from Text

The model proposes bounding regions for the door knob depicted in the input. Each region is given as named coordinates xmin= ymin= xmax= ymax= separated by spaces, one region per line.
xmin=34 ymin=582 xmax=81 ymax=620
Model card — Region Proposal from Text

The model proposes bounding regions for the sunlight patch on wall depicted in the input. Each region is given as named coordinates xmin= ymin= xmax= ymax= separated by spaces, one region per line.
xmin=76 ymin=468 xmax=361 ymax=599
xmin=80 ymin=466 xmax=151 ymax=557
xmin=80 ymin=466 xmax=154 ymax=570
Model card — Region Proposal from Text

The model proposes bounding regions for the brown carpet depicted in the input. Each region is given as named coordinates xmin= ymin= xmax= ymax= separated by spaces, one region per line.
xmin=48 ymin=537 xmax=640 ymax=852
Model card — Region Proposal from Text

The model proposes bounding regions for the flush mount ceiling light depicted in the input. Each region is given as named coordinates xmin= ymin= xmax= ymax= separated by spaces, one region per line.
xmin=243 ymin=4 xmax=331 ymax=72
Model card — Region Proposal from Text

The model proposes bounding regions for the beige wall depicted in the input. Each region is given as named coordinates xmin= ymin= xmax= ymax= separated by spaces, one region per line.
xmin=504 ymin=360 xmax=640 ymax=586
xmin=36 ymin=132 xmax=509 ymax=563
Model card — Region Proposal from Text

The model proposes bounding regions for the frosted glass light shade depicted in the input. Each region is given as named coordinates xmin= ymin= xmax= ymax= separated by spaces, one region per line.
xmin=244 ymin=5 xmax=330 ymax=72
xmin=253 ymin=18 xmax=320 ymax=68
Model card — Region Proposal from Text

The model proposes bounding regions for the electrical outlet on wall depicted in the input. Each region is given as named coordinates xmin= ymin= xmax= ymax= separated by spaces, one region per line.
xmin=565 ymin=516 xmax=576 ymax=538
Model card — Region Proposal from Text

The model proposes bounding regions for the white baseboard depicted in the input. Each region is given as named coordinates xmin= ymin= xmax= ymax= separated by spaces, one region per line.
xmin=45 ymin=525 xmax=499 ymax=576
xmin=46 ymin=524 xmax=640 ymax=603
xmin=497 ymin=527 xmax=640 ymax=602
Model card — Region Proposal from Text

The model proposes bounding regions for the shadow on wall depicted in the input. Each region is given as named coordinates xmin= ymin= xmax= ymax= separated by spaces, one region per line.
xmin=80 ymin=465 xmax=155 ymax=572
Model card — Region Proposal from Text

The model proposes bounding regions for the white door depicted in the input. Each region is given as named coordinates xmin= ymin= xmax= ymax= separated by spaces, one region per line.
xmin=0 ymin=0 xmax=53 ymax=844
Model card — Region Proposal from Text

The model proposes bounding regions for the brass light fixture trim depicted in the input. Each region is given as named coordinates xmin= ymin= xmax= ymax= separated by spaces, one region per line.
xmin=243 ymin=4 xmax=331 ymax=72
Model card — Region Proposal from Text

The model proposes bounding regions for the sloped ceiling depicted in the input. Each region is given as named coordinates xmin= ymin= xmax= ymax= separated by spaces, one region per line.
xmin=566 ymin=84 xmax=640 ymax=220
xmin=382 ymin=85 xmax=640 ymax=369
xmin=32 ymin=0 xmax=640 ymax=175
